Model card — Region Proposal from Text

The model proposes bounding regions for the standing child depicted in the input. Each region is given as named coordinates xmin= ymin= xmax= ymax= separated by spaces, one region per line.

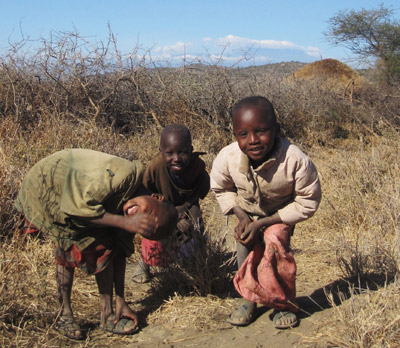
xmin=210 ymin=96 xmax=321 ymax=329
xmin=15 ymin=149 xmax=177 ymax=339
xmin=132 ymin=124 xmax=210 ymax=283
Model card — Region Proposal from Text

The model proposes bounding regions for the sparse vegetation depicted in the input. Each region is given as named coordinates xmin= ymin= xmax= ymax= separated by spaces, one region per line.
xmin=0 ymin=31 xmax=399 ymax=347
xmin=326 ymin=4 xmax=400 ymax=84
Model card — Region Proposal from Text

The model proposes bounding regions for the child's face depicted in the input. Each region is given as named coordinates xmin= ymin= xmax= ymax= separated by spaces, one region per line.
xmin=160 ymin=133 xmax=193 ymax=175
xmin=233 ymin=106 xmax=277 ymax=166
xmin=123 ymin=194 xmax=166 ymax=217
xmin=123 ymin=194 xmax=178 ymax=240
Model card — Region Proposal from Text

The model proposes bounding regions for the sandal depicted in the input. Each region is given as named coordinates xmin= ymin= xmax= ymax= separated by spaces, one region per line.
xmin=102 ymin=316 xmax=139 ymax=335
xmin=56 ymin=317 xmax=84 ymax=340
xmin=272 ymin=311 xmax=298 ymax=329
xmin=226 ymin=303 xmax=256 ymax=326
xmin=131 ymin=261 xmax=150 ymax=284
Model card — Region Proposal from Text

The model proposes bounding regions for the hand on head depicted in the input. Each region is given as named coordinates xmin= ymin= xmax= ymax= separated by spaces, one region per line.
xmin=123 ymin=194 xmax=178 ymax=240
xmin=124 ymin=213 xmax=159 ymax=238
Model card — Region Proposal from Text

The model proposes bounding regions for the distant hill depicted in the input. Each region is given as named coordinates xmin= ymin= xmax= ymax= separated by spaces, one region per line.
xmin=234 ymin=61 xmax=306 ymax=76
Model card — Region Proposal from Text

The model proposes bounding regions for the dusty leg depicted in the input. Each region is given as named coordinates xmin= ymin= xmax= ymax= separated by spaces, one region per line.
xmin=227 ymin=242 xmax=256 ymax=326
xmin=56 ymin=264 xmax=75 ymax=319
xmin=94 ymin=260 xmax=114 ymax=328
xmin=95 ymin=252 xmax=138 ymax=333
xmin=236 ymin=241 xmax=257 ymax=311
xmin=236 ymin=240 xmax=252 ymax=267
xmin=113 ymin=252 xmax=138 ymax=330
xmin=56 ymin=265 xmax=83 ymax=339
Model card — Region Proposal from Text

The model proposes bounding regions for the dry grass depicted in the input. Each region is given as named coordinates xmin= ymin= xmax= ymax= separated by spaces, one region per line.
xmin=303 ymin=279 xmax=400 ymax=348
xmin=1 ymin=31 xmax=400 ymax=347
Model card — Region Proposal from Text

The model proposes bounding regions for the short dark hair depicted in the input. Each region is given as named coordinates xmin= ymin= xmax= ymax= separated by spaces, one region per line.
xmin=160 ymin=124 xmax=192 ymax=148
xmin=232 ymin=96 xmax=277 ymax=124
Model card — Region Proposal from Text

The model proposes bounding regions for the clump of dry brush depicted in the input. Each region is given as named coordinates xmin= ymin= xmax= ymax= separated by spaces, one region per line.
xmin=1 ymin=30 xmax=400 ymax=347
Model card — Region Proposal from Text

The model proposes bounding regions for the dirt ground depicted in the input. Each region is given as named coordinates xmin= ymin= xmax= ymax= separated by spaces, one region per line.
xmin=117 ymin=266 xmax=338 ymax=348
xmin=80 ymin=196 xmax=345 ymax=348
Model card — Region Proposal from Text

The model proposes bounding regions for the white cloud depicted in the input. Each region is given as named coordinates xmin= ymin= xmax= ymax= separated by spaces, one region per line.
xmin=147 ymin=34 xmax=322 ymax=66
xmin=154 ymin=41 xmax=192 ymax=54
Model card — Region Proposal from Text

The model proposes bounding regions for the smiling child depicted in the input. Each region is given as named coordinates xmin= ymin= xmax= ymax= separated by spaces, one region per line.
xmin=132 ymin=124 xmax=210 ymax=283
xmin=210 ymin=96 xmax=321 ymax=329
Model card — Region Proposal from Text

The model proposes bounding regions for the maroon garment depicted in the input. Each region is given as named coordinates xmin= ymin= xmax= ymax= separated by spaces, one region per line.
xmin=142 ymin=153 xmax=210 ymax=206
xmin=141 ymin=238 xmax=171 ymax=267
xmin=233 ymin=224 xmax=298 ymax=312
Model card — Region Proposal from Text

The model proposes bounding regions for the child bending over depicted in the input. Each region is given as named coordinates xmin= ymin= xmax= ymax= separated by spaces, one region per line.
xmin=210 ymin=96 xmax=321 ymax=329
xmin=132 ymin=124 xmax=210 ymax=283
xmin=15 ymin=149 xmax=177 ymax=339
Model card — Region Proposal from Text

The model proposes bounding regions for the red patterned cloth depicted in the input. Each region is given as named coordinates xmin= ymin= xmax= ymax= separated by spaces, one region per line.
xmin=19 ymin=217 xmax=114 ymax=275
xmin=233 ymin=224 xmax=298 ymax=312
xmin=54 ymin=243 xmax=114 ymax=275
xmin=19 ymin=218 xmax=40 ymax=234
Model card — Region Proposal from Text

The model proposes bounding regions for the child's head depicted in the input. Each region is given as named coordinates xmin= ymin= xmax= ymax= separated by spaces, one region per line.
xmin=123 ymin=193 xmax=178 ymax=240
xmin=159 ymin=124 xmax=193 ymax=175
xmin=232 ymin=96 xmax=280 ymax=167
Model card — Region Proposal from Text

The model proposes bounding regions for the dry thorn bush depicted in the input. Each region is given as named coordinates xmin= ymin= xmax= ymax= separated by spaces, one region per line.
xmin=1 ymin=30 xmax=400 ymax=347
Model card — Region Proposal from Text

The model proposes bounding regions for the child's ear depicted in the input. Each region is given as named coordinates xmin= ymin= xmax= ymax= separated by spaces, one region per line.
xmin=151 ymin=193 xmax=165 ymax=201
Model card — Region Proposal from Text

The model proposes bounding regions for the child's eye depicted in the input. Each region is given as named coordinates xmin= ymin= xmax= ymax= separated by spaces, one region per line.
xmin=238 ymin=132 xmax=247 ymax=137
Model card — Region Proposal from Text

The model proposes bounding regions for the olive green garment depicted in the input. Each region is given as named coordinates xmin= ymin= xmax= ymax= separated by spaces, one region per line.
xmin=15 ymin=149 xmax=143 ymax=254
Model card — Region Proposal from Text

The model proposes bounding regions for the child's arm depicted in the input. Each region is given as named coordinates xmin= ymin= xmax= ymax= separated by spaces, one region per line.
xmin=274 ymin=157 xmax=321 ymax=225
xmin=83 ymin=212 xmax=158 ymax=239
xmin=210 ymin=153 xmax=238 ymax=216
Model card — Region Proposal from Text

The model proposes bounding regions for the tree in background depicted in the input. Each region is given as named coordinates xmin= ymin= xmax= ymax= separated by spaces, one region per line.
xmin=325 ymin=4 xmax=400 ymax=84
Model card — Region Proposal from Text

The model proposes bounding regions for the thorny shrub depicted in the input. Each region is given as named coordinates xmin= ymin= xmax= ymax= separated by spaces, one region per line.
xmin=1 ymin=30 xmax=400 ymax=347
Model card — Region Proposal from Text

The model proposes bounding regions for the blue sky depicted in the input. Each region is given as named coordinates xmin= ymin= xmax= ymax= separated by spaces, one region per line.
xmin=0 ymin=0 xmax=399 ymax=67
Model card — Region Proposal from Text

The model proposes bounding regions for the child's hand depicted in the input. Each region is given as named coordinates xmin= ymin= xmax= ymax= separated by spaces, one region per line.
xmin=232 ymin=206 xmax=252 ymax=242
xmin=125 ymin=213 xmax=158 ymax=238
xmin=237 ymin=220 xmax=261 ymax=245
xmin=234 ymin=216 xmax=251 ymax=241
xmin=238 ymin=213 xmax=284 ymax=245
xmin=176 ymin=202 xmax=191 ymax=219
